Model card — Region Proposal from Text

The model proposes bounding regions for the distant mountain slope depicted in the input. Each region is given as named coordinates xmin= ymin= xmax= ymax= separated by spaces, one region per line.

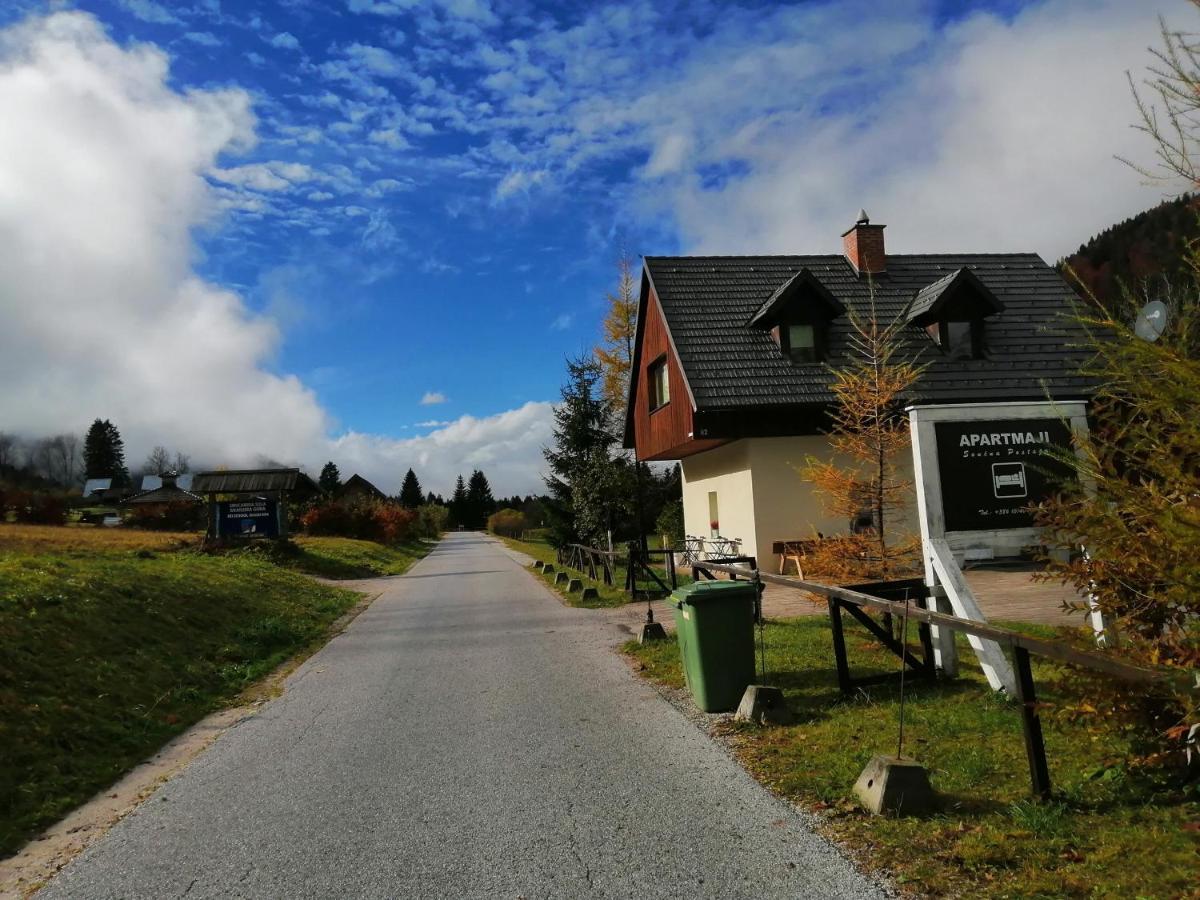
xmin=1058 ymin=194 xmax=1199 ymax=312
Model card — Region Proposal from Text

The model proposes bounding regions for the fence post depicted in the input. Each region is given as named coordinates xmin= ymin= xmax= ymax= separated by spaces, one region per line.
xmin=828 ymin=598 xmax=852 ymax=694
xmin=1013 ymin=646 xmax=1052 ymax=800
xmin=668 ymin=550 xmax=677 ymax=591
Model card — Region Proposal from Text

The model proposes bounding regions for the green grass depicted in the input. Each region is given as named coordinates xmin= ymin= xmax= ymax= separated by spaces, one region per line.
xmin=0 ymin=528 xmax=429 ymax=858
xmin=498 ymin=534 xmax=688 ymax=608
xmin=625 ymin=616 xmax=1199 ymax=899
xmin=263 ymin=535 xmax=431 ymax=579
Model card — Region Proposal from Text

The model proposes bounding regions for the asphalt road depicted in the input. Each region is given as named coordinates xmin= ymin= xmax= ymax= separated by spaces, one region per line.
xmin=42 ymin=533 xmax=883 ymax=899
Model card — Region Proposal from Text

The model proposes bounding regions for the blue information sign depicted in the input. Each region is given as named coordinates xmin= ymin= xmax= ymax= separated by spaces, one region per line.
xmin=216 ymin=498 xmax=279 ymax=538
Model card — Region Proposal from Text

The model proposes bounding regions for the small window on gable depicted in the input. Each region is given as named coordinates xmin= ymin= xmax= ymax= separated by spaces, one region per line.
xmin=648 ymin=356 xmax=670 ymax=411
xmin=786 ymin=323 xmax=818 ymax=363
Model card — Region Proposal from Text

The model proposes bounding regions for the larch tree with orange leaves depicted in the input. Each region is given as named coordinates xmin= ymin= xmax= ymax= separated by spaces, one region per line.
xmin=800 ymin=297 xmax=923 ymax=580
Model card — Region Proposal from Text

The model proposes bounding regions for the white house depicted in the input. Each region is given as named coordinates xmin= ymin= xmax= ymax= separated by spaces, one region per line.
xmin=623 ymin=213 xmax=1093 ymax=571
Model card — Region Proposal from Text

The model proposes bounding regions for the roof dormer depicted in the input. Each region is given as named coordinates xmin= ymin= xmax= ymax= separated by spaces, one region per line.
xmin=906 ymin=268 xmax=1004 ymax=360
xmin=747 ymin=268 xmax=845 ymax=364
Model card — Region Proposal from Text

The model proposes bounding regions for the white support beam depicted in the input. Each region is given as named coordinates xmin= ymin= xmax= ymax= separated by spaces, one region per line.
xmin=928 ymin=537 xmax=1016 ymax=693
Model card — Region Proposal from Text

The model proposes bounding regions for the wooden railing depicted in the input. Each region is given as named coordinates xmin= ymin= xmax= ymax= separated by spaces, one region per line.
xmin=690 ymin=559 xmax=1187 ymax=801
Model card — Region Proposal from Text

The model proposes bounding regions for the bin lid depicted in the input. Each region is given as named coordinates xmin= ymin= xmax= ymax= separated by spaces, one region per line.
xmin=669 ymin=578 xmax=757 ymax=607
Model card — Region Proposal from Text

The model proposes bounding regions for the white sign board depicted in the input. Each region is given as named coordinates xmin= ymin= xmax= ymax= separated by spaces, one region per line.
xmin=908 ymin=401 xmax=1089 ymax=692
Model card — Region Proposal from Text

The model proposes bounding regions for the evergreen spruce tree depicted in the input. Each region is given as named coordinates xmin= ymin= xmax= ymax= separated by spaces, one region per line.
xmin=399 ymin=468 xmax=424 ymax=509
xmin=83 ymin=418 xmax=128 ymax=485
xmin=449 ymin=474 xmax=468 ymax=527
xmin=543 ymin=356 xmax=623 ymax=547
xmin=318 ymin=461 xmax=342 ymax=494
xmin=466 ymin=470 xmax=495 ymax=529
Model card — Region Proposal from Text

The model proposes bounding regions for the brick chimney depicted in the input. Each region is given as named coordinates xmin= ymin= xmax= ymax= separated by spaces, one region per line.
xmin=842 ymin=209 xmax=886 ymax=275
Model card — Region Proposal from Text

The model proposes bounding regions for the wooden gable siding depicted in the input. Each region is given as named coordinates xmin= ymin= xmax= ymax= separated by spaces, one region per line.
xmin=633 ymin=287 xmax=725 ymax=461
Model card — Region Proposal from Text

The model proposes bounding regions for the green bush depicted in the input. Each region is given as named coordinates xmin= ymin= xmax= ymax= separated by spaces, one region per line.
xmin=415 ymin=504 xmax=449 ymax=538
xmin=654 ymin=499 xmax=684 ymax=545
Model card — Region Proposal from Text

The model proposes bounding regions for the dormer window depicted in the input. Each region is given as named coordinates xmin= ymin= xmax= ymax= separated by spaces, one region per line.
xmin=908 ymin=268 xmax=1003 ymax=361
xmin=926 ymin=319 xmax=983 ymax=359
xmin=746 ymin=267 xmax=845 ymax=365
xmin=784 ymin=323 xmax=819 ymax=363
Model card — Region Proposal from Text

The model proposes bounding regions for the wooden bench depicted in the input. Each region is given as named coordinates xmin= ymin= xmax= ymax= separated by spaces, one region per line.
xmin=771 ymin=539 xmax=821 ymax=577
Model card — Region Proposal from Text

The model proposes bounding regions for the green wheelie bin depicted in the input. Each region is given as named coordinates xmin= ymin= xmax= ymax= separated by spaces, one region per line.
xmin=668 ymin=579 xmax=758 ymax=712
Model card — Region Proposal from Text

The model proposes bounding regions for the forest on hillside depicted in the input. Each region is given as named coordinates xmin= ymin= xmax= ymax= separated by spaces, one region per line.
xmin=1059 ymin=194 xmax=1200 ymax=312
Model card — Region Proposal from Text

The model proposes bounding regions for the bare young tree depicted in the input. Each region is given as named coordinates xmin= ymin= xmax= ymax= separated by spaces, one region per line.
xmin=172 ymin=450 xmax=191 ymax=474
xmin=144 ymin=445 xmax=172 ymax=476
xmin=0 ymin=432 xmax=15 ymax=470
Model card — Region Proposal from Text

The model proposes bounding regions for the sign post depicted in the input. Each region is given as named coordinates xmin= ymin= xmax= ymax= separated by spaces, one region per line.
xmin=908 ymin=401 xmax=1090 ymax=693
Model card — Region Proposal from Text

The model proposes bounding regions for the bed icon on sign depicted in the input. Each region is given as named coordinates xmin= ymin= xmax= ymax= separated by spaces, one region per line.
xmin=991 ymin=462 xmax=1027 ymax=499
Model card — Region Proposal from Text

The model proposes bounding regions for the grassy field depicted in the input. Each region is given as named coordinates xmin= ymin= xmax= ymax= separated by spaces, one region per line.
xmin=0 ymin=524 xmax=429 ymax=858
xmin=498 ymin=534 xmax=686 ymax=608
xmin=626 ymin=616 xmax=1198 ymax=899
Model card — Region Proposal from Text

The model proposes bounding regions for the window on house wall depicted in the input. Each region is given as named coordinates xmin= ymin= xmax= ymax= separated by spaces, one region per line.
xmin=648 ymin=356 xmax=670 ymax=410
xmin=707 ymin=491 xmax=719 ymax=537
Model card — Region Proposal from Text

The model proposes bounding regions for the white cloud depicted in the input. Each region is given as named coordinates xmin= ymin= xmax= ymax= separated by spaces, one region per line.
xmin=420 ymin=391 xmax=447 ymax=405
xmin=184 ymin=31 xmax=223 ymax=47
xmin=645 ymin=0 xmax=1173 ymax=259
xmin=211 ymin=161 xmax=318 ymax=191
xmin=268 ymin=32 xmax=302 ymax=51
xmin=0 ymin=12 xmax=553 ymax=497
xmin=549 ymin=312 xmax=572 ymax=331
xmin=330 ymin=402 xmax=554 ymax=495
xmin=368 ymin=127 xmax=411 ymax=150
xmin=494 ymin=167 xmax=547 ymax=201
xmin=117 ymin=0 xmax=180 ymax=25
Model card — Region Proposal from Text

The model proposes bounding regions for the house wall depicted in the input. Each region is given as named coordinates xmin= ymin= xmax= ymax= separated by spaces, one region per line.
xmin=632 ymin=288 xmax=727 ymax=461
xmin=681 ymin=436 xmax=920 ymax=571
xmin=680 ymin=441 xmax=758 ymax=560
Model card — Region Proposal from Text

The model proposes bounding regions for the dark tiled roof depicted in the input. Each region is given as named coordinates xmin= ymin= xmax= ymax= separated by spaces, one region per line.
xmin=905 ymin=266 xmax=1003 ymax=322
xmin=643 ymin=254 xmax=1094 ymax=411
xmin=191 ymin=468 xmax=318 ymax=494
xmin=123 ymin=485 xmax=202 ymax=505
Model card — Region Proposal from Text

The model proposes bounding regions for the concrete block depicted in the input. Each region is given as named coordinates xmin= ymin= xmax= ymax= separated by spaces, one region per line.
xmin=554 ymin=572 xmax=569 ymax=585
xmin=735 ymin=685 xmax=793 ymax=726
xmin=637 ymin=621 xmax=668 ymax=643
xmin=580 ymin=587 xmax=599 ymax=602
xmin=542 ymin=564 xmax=554 ymax=575
xmin=532 ymin=561 xmax=545 ymax=572
xmin=567 ymin=578 xmax=583 ymax=592
xmin=853 ymin=755 xmax=936 ymax=817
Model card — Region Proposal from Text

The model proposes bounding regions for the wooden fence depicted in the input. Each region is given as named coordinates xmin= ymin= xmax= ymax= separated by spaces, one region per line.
xmin=690 ymin=559 xmax=1186 ymax=801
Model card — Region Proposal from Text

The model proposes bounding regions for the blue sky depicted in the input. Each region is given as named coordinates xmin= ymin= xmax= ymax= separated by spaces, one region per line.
xmin=0 ymin=0 xmax=1177 ymax=493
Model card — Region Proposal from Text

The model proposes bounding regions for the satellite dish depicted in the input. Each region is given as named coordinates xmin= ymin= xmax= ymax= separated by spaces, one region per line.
xmin=1134 ymin=299 xmax=1169 ymax=342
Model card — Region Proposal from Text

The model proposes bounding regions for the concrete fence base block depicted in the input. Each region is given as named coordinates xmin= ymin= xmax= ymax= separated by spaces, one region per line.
xmin=637 ymin=621 xmax=668 ymax=643
xmin=853 ymin=755 xmax=936 ymax=817
xmin=532 ymin=561 xmax=545 ymax=572
xmin=554 ymin=572 xmax=569 ymax=585
xmin=567 ymin=578 xmax=583 ymax=592
xmin=542 ymin=564 xmax=554 ymax=575
xmin=734 ymin=685 xmax=793 ymax=726
xmin=579 ymin=587 xmax=599 ymax=602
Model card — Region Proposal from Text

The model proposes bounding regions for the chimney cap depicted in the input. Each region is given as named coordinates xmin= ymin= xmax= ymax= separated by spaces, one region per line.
xmin=856 ymin=208 xmax=870 ymax=225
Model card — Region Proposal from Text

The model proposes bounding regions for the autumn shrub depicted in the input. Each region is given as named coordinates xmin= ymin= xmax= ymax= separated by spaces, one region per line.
xmin=300 ymin=499 xmax=416 ymax=544
xmin=124 ymin=502 xmax=203 ymax=532
xmin=487 ymin=508 xmax=527 ymax=538
xmin=12 ymin=492 xmax=68 ymax=526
